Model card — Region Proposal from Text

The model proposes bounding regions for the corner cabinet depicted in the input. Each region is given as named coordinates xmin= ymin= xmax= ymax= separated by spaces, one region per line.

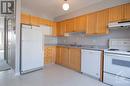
xmin=55 ymin=47 xmax=69 ymax=67
xmin=44 ymin=47 xmax=56 ymax=64
xmin=55 ymin=47 xmax=81 ymax=72
xmin=21 ymin=12 xmax=31 ymax=24
xmin=57 ymin=21 xmax=66 ymax=36
xmin=66 ymin=19 xmax=74 ymax=33
xmin=30 ymin=16 xmax=39 ymax=26
xmin=52 ymin=22 xmax=57 ymax=36
xmin=55 ymin=47 xmax=62 ymax=64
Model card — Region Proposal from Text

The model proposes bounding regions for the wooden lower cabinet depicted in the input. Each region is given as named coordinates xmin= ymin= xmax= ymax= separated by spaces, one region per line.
xmin=69 ymin=48 xmax=81 ymax=72
xmin=60 ymin=47 xmax=69 ymax=67
xmin=44 ymin=46 xmax=56 ymax=64
xmin=56 ymin=47 xmax=81 ymax=72
xmin=55 ymin=47 xmax=62 ymax=64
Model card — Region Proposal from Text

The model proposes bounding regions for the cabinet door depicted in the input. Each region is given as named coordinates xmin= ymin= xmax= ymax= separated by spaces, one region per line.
xmin=96 ymin=9 xmax=109 ymax=34
xmin=56 ymin=22 xmax=62 ymax=36
xmin=38 ymin=17 xmax=43 ymax=25
xmin=69 ymin=48 xmax=81 ymax=72
xmin=124 ymin=3 xmax=130 ymax=20
xmin=60 ymin=21 xmax=66 ymax=36
xmin=86 ymin=13 xmax=97 ymax=34
xmin=21 ymin=12 xmax=31 ymax=24
xmin=60 ymin=47 xmax=69 ymax=67
xmin=74 ymin=15 xmax=86 ymax=32
xmin=44 ymin=47 xmax=56 ymax=64
xmin=109 ymin=5 xmax=124 ymax=22
xmin=43 ymin=19 xmax=52 ymax=26
xmin=52 ymin=22 xmax=57 ymax=36
xmin=56 ymin=47 xmax=62 ymax=64
xmin=66 ymin=19 xmax=74 ymax=32
xmin=30 ymin=16 xmax=39 ymax=26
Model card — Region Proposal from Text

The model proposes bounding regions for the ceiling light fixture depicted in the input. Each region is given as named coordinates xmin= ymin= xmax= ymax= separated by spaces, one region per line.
xmin=63 ymin=0 xmax=69 ymax=11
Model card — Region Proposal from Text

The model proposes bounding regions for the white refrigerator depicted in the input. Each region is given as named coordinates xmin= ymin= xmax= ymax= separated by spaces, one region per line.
xmin=21 ymin=25 xmax=43 ymax=74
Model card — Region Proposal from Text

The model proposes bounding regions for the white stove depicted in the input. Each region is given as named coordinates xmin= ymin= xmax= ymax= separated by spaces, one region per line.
xmin=103 ymin=39 xmax=130 ymax=86
xmin=104 ymin=49 xmax=130 ymax=55
xmin=104 ymin=39 xmax=130 ymax=55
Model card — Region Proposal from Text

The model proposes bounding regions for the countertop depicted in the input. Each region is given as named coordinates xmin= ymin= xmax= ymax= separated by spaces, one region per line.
xmin=45 ymin=44 xmax=108 ymax=51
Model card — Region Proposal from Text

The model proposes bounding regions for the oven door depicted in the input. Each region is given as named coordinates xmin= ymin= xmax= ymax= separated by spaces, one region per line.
xmin=104 ymin=72 xmax=130 ymax=86
xmin=104 ymin=53 xmax=130 ymax=78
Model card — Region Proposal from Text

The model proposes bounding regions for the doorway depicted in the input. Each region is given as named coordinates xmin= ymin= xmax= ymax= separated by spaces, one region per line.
xmin=0 ymin=17 xmax=16 ymax=71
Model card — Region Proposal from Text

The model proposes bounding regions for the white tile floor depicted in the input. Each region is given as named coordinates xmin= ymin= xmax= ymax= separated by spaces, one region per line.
xmin=0 ymin=64 xmax=108 ymax=86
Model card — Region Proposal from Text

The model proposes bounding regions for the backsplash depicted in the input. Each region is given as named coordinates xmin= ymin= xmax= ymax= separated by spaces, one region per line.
xmin=57 ymin=28 xmax=130 ymax=47
xmin=44 ymin=35 xmax=58 ymax=45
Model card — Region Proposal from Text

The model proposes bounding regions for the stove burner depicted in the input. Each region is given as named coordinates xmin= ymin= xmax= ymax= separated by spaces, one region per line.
xmin=109 ymin=49 xmax=119 ymax=51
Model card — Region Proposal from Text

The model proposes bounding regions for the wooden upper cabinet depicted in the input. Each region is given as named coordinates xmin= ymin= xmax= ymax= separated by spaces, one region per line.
xmin=96 ymin=9 xmax=109 ymax=34
xmin=86 ymin=13 xmax=97 ymax=34
xmin=66 ymin=19 xmax=74 ymax=32
xmin=56 ymin=22 xmax=65 ymax=36
xmin=60 ymin=21 xmax=66 ymax=35
xmin=74 ymin=15 xmax=86 ymax=32
xmin=30 ymin=16 xmax=39 ymax=26
xmin=43 ymin=19 xmax=52 ymax=26
xmin=52 ymin=22 xmax=57 ymax=36
xmin=69 ymin=48 xmax=81 ymax=72
xmin=109 ymin=5 xmax=124 ymax=22
xmin=56 ymin=22 xmax=61 ymax=36
xmin=38 ymin=17 xmax=43 ymax=25
xmin=124 ymin=3 xmax=130 ymax=20
xmin=21 ymin=12 xmax=31 ymax=24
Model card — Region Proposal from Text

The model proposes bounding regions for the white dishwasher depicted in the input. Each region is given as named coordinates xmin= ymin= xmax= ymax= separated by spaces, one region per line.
xmin=81 ymin=49 xmax=101 ymax=79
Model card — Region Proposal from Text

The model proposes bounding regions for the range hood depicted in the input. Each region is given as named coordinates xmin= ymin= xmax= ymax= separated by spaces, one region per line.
xmin=64 ymin=32 xmax=85 ymax=36
xmin=108 ymin=21 xmax=130 ymax=29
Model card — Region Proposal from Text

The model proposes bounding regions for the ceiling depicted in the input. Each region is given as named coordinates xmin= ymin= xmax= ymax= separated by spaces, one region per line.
xmin=22 ymin=0 xmax=130 ymax=21
xmin=22 ymin=0 xmax=103 ymax=20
